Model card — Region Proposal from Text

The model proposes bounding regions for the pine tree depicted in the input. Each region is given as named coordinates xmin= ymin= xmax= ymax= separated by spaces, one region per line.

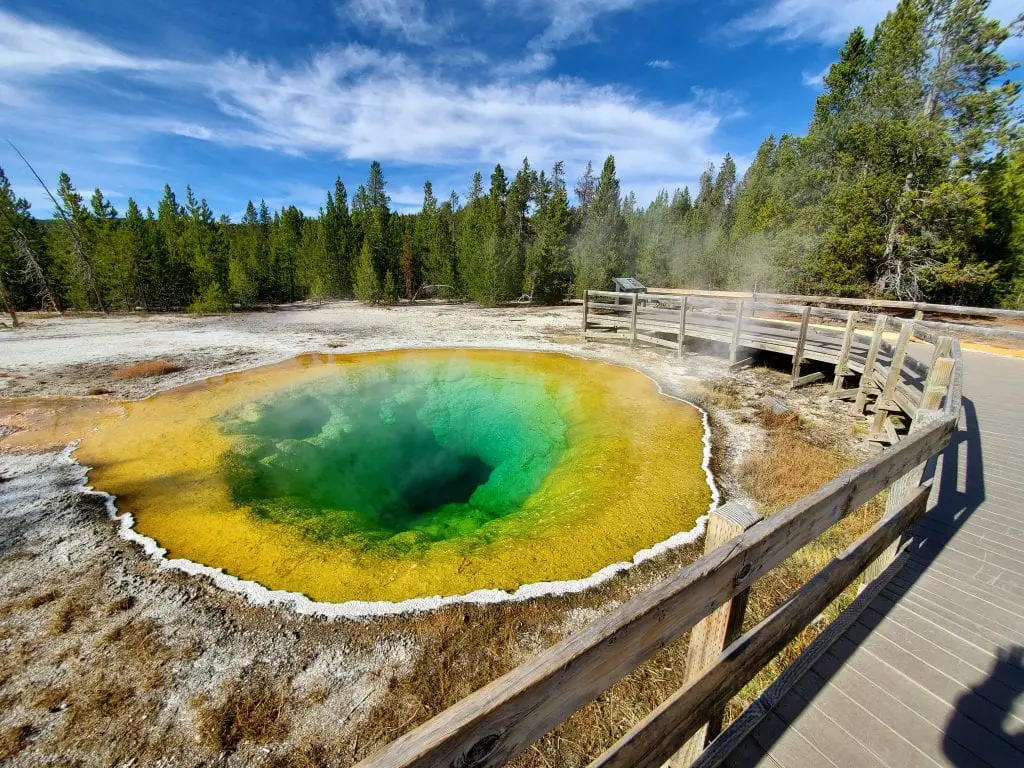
xmin=90 ymin=188 xmax=130 ymax=309
xmin=156 ymin=185 xmax=190 ymax=308
xmin=182 ymin=186 xmax=230 ymax=312
xmin=419 ymin=180 xmax=454 ymax=286
xmin=572 ymin=155 xmax=626 ymax=295
xmin=299 ymin=216 xmax=329 ymax=302
xmin=458 ymin=171 xmax=489 ymax=302
xmin=353 ymin=237 xmax=380 ymax=303
xmin=115 ymin=198 xmax=147 ymax=310
xmin=530 ymin=161 xmax=572 ymax=304
xmin=575 ymin=160 xmax=596 ymax=227
xmin=0 ymin=166 xmax=58 ymax=312
xmin=48 ymin=172 xmax=105 ymax=310
xmin=322 ymin=178 xmax=353 ymax=296
xmin=401 ymin=231 xmax=414 ymax=299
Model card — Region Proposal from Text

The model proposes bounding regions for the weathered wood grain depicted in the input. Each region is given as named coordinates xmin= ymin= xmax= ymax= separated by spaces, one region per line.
xmin=674 ymin=503 xmax=761 ymax=766
xmin=589 ymin=483 xmax=934 ymax=768
xmin=678 ymin=296 xmax=688 ymax=357
xmin=790 ymin=306 xmax=812 ymax=387
xmin=831 ymin=312 xmax=857 ymax=394
xmin=730 ymin=300 xmax=745 ymax=366
xmin=853 ymin=315 xmax=888 ymax=414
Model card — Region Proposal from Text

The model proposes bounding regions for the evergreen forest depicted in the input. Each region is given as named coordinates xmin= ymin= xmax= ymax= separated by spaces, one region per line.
xmin=2 ymin=0 xmax=1024 ymax=313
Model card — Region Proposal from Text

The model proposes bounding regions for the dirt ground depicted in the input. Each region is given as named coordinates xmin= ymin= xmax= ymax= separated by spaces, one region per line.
xmin=0 ymin=301 xmax=873 ymax=766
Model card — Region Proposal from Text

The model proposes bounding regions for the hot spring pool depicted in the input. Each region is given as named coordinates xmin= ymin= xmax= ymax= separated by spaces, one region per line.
xmin=75 ymin=349 xmax=716 ymax=610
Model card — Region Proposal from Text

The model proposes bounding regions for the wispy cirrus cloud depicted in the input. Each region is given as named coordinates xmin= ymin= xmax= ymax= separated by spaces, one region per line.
xmin=647 ymin=59 xmax=673 ymax=69
xmin=801 ymin=65 xmax=828 ymax=87
xmin=0 ymin=8 xmax=730 ymax=210
xmin=338 ymin=0 xmax=444 ymax=45
xmin=488 ymin=0 xmax=660 ymax=72
xmin=726 ymin=0 xmax=1024 ymax=46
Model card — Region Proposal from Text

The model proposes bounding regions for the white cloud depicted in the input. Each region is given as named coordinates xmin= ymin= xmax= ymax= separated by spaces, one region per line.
xmin=0 ymin=9 xmax=170 ymax=74
xmin=495 ymin=0 xmax=654 ymax=54
xmin=339 ymin=0 xmax=442 ymax=45
xmin=0 ymin=9 xmax=729 ymax=209
xmin=494 ymin=51 xmax=557 ymax=77
xmin=647 ymin=59 xmax=673 ymax=69
xmin=727 ymin=0 xmax=1024 ymax=46
xmin=801 ymin=66 xmax=828 ymax=87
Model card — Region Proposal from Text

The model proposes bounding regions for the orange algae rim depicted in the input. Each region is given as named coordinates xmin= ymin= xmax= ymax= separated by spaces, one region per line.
xmin=70 ymin=346 xmax=721 ymax=618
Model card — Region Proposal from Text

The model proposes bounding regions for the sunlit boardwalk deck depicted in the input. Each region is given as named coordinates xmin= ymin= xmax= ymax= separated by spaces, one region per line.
xmin=711 ymin=349 xmax=1024 ymax=768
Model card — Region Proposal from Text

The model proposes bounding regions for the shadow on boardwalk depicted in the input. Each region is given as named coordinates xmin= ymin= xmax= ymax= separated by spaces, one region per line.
xmin=944 ymin=645 xmax=1024 ymax=765
xmin=741 ymin=398 xmax=1024 ymax=767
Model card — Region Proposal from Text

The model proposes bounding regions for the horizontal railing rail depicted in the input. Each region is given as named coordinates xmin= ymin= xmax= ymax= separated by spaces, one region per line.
xmin=649 ymin=287 xmax=1024 ymax=321
xmin=358 ymin=291 xmax=963 ymax=768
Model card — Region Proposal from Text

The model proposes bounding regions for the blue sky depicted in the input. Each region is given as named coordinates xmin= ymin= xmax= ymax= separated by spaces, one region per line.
xmin=1 ymin=0 xmax=1020 ymax=219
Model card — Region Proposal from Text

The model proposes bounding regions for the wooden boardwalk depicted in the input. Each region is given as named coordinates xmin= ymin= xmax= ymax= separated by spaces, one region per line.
xmin=716 ymin=348 xmax=1024 ymax=768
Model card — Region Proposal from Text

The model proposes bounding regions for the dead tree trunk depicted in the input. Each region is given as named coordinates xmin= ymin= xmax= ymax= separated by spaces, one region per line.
xmin=0 ymin=273 xmax=19 ymax=327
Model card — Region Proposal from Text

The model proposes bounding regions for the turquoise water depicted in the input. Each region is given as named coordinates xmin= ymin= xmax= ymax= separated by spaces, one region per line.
xmin=219 ymin=358 xmax=572 ymax=548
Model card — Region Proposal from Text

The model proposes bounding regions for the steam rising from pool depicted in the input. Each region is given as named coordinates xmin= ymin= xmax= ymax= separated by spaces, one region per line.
xmin=74 ymin=350 xmax=716 ymax=610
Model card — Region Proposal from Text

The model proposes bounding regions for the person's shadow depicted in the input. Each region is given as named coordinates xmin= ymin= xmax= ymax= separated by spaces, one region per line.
xmin=944 ymin=646 xmax=1024 ymax=765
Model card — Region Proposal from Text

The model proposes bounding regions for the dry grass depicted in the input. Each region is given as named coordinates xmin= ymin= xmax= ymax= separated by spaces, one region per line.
xmin=0 ymin=588 xmax=59 ymax=619
xmin=726 ymin=405 xmax=884 ymax=720
xmin=0 ymin=724 xmax=32 ymax=759
xmin=111 ymin=359 xmax=182 ymax=379
xmin=46 ymin=596 xmax=91 ymax=636
xmin=194 ymin=669 xmax=292 ymax=753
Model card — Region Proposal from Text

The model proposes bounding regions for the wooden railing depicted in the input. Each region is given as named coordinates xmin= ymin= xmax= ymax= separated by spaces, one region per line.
xmin=650 ymin=287 xmax=1024 ymax=320
xmin=650 ymin=286 xmax=1024 ymax=341
xmin=357 ymin=292 xmax=962 ymax=768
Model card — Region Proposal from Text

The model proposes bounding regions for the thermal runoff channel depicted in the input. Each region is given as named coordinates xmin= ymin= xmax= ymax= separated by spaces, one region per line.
xmin=76 ymin=350 xmax=713 ymax=604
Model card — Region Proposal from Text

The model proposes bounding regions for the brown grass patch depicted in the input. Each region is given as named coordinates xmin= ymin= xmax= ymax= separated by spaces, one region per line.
xmin=0 ymin=588 xmax=59 ymax=619
xmin=701 ymin=379 xmax=742 ymax=410
xmin=725 ymin=405 xmax=884 ymax=720
xmin=104 ymin=595 xmax=135 ymax=616
xmin=33 ymin=685 xmax=70 ymax=712
xmin=738 ymin=407 xmax=848 ymax=513
xmin=194 ymin=669 xmax=291 ymax=753
xmin=111 ymin=359 xmax=182 ymax=379
xmin=47 ymin=596 xmax=91 ymax=636
xmin=0 ymin=724 xmax=32 ymax=759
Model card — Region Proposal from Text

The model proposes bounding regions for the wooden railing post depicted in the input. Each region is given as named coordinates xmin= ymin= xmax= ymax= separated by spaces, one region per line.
xmin=729 ymin=300 xmax=744 ymax=366
xmin=677 ymin=296 xmax=688 ymax=357
xmin=852 ymin=315 xmax=888 ymax=414
xmin=870 ymin=321 xmax=914 ymax=439
xmin=831 ymin=311 xmax=857 ymax=395
xmin=630 ymin=293 xmax=639 ymax=347
xmin=673 ymin=502 xmax=761 ymax=766
xmin=790 ymin=306 xmax=812 ymax=387
xmin=582 ymin=290 xmax=589 ymax=339
xmin=862 ymin=357 xmax=956 ymax=586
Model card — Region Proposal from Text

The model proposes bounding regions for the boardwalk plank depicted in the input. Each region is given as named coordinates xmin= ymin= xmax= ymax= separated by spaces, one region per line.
xmin=788 ymin=668 xmax=945 ymax=768
xmin=888 ymin=570 xmax=1024 ymax=628
xmin=863 ymin=600 xmax=1024 ymax=688
xmin=820 ymin=638 xmax=1024 ymax=767
xmin=769 ymin=689 xmax=888 ymax=768
xmin=879 ymin=585 xmax=1021 ymax=647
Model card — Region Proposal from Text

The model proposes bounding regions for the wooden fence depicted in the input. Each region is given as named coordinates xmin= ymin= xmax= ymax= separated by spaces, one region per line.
xmin=650 ymin=286 xmax=1024 ymax=341
xmin=357 ymin=292 xmax=962 ymax=768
